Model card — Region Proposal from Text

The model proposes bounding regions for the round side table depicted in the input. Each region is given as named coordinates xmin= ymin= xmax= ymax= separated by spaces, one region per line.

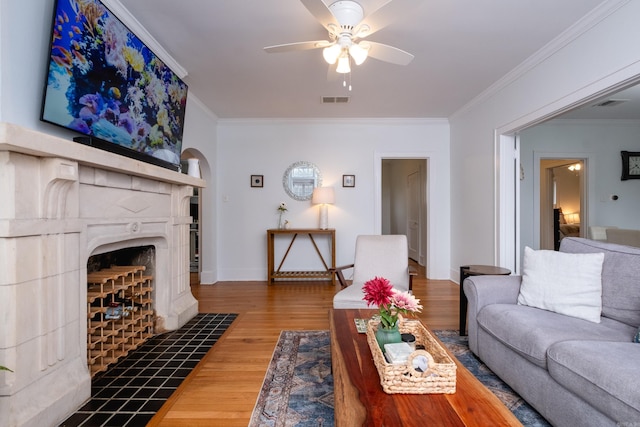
xmin=459 ymin=265 xmax=511 ymax=336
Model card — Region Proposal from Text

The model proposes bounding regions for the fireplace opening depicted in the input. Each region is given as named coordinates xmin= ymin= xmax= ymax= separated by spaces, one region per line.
xmin=87 ymin=245 xmax=156 ymax=376
xmin=88 ymin=245 xmax=156 ymax=274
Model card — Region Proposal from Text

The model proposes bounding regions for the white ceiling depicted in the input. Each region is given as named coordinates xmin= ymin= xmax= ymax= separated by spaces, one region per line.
xmin=117 ymin=0 xmax=608 ymax=119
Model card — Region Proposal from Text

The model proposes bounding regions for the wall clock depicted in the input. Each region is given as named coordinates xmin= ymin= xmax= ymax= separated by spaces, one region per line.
xmin=621 ymin=151 xmax=640 ymax=180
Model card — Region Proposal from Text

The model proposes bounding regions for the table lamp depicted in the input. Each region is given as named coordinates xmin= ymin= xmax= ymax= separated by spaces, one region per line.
xmin=312 ymin=187 xmax=335 ymax=229
xmin=565 ymin=212 xmax=580 ymax=224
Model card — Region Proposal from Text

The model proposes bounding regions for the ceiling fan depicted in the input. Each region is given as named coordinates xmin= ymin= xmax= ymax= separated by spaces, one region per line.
xmin=264 ymin=0 xmax=421 ymax=75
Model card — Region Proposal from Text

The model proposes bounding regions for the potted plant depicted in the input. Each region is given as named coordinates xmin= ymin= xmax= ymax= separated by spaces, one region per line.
xmin=363 ymin=276 xmax=422 ymax=350
xmin=277 ymin=202 xmax=287 ymax=229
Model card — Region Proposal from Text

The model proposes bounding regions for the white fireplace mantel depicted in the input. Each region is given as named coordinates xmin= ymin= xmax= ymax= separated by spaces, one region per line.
xmin=0 ymin=122 xmax=204 ymax=426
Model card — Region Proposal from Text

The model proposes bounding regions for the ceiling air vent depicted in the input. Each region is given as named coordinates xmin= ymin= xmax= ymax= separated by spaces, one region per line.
xmin=592 ymin=99 xmax=629 ymax=107
xmin=322 ymin=96 xmax=350 ymax=104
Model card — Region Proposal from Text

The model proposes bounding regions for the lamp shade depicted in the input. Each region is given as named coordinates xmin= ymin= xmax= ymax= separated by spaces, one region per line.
xmin=565 ymin=213 xmax=580 ymax=224
xmin=323 ymin=44 xmax=341 ymax=65
xmin=312 ymin=187 xmax=335 ymax=204
xmin=349 ymin=42 xmax=369 ymax=65
xmin=336 ymin=54 xmax=351 ymax=74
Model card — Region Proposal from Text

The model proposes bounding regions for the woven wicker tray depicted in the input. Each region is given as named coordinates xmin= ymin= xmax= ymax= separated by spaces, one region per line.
xmin=366 ymin=317 xmax=456 ymax=394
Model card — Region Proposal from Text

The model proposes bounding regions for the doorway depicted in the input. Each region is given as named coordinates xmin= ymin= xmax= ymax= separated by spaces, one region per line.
xmin=181 ymin=152 xmax=202 ymax=274
xmin=381 ymin=159 xmax=427 ymax=268
xmin=540 ymin=159 xmax=585 ymax=250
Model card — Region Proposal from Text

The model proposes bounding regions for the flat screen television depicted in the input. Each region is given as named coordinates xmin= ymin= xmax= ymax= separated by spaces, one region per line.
xmin=41 ymin=0 xmax=188 ymax=171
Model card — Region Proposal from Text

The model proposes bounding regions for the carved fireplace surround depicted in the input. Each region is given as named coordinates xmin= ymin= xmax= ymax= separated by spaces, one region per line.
xmin=0 ymin=123 xmax=203 ymax=426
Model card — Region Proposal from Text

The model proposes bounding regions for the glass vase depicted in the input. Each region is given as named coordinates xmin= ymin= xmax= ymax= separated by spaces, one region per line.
xmin=375 ymin=323 xmax=402 ymax=352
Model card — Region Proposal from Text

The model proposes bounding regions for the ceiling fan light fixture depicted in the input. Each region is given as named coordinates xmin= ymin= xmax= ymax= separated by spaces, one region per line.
xmin=322 ymin=44 xmax=341 ymax=65
xmin=336 ymin=54 xmax=351 ymax=74
xmin=349 ymin=42 xmax=369 ymax=65
xmin=329 ymin=0 xmax=364 ymax=28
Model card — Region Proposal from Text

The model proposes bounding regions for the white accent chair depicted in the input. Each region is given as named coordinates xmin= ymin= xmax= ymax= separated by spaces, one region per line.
xmin=332 ymin=235 xmax=416 ymax=309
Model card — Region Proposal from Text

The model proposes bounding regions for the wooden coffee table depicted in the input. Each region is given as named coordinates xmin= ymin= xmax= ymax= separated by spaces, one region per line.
xmin=329 ymin=309 xmax=522 ymax=426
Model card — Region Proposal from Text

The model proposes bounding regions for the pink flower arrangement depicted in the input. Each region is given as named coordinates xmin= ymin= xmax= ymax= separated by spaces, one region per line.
xmin=362 ymin=276 xmax=423 ymax=329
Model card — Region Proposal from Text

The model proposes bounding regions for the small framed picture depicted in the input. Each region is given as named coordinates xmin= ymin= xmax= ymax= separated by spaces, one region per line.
xmin=251 ymin=175 xmax=264 ymax=188
xmin=343 ymin=174 xmax=355 ymax=187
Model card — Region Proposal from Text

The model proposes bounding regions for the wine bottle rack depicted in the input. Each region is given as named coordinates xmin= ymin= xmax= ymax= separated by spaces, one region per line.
xmin=87 ymin=265 xmax=154 ymax=376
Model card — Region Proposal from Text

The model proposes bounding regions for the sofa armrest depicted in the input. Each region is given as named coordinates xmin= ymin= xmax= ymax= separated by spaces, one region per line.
xmin=330 ymin=264 xmax=354 ymax=288
xmin=464 ymin=275 xmax=522 ymax=354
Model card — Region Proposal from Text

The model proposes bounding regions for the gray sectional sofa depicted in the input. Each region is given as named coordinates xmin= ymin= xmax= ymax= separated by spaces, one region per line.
xmin=464 ymin=237 xmax=640 ymax=426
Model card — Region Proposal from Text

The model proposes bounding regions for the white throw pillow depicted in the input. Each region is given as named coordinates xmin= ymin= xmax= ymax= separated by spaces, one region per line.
xmin=517 ymin=246 xmax=604 ymax=323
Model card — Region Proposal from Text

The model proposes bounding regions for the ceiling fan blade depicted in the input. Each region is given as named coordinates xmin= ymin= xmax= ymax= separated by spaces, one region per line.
xmin=366 ymin=41 xmax=414 ymax=65
xmin=300 ymin=0 xmax=338 ymax=33
xmin=264 ymin=40 xmax=331 ymax=53
xmin=360 ymin=0 xmax=424 ymax=38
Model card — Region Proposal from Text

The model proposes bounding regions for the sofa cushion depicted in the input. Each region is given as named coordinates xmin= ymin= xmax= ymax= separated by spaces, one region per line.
xmin=560 ymin=238 xmax=640 ymax=327
xmin=548 ymin=341 xmax=640 ymax=422
xmin=477 ymin=304 xmax=634 ymax=369
xmin=517 ymin=246 xmax=604 ymax=323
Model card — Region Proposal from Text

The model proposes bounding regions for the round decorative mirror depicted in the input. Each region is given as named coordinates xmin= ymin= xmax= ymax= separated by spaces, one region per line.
xmin=282 ymin=161 xmax=322 ymax=201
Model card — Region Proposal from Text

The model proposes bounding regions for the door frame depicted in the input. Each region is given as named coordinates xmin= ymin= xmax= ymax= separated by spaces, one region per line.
xmin=496 ymin=65 xmax=640 ymax=275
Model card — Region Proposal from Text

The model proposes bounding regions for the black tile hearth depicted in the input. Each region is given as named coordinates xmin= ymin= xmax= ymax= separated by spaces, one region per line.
xmin=60 ymin=313 xmax=237 ymax=427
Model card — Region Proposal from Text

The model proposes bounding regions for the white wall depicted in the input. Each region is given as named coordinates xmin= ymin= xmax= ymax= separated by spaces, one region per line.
xmin=519 ymin=120 xmax=640 ymax=251
xmin=180 ymin=97 xmax=219 ymax=283
xmin=215 ymin=119 xmax=450 ymax=281
xmin=0 ymin=0 xmax=56 ymax=128
xmin=449 ymin=0 xmax=640 ymax=278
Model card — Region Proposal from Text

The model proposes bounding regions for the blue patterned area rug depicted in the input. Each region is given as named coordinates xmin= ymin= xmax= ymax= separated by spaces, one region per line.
xmin=250 ymin=329 xmax=551 ymax=427
xmin=250 ymin=330 xmax=334 ymax=427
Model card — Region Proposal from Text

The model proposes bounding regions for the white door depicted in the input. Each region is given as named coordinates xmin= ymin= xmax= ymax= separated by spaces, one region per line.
xmin=407 ymin=171 xmax=420 ymax=261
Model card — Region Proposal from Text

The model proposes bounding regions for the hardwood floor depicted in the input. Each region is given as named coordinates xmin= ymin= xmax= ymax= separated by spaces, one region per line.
xmin=148 ymin=269 xmax=460 ymax=426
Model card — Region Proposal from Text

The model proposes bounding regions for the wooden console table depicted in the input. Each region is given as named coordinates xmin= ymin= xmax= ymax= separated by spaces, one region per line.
xmin=267 ymin=228 xmax=335 ymax=284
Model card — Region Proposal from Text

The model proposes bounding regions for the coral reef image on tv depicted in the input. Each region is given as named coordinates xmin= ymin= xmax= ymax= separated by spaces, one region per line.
xmin=41 ymin=0 xmax=188 ymax=170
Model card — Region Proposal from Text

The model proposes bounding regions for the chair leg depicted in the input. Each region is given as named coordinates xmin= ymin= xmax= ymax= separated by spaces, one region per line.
xmin=334 ymin=270 xmax=348 ymax=288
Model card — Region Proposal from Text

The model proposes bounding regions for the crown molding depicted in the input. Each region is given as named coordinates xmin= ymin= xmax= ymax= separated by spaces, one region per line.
xmin=100 ymin=0 xmax=188 ymax=79
xmin=450 ymin=0 xmax=630 ymax=120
